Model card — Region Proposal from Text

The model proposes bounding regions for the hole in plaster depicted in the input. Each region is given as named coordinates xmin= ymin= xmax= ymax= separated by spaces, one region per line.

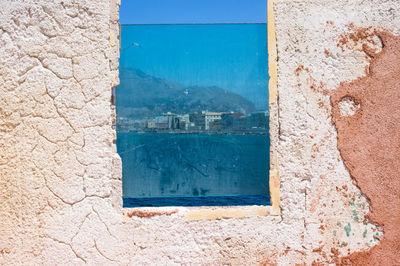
xmin=367 ymin=34 xmax=383 ymax=53
xmin=339 ymin=96 xmax=360 ymax=117
xmin=363 ymin=34 xmax=384 ymax=59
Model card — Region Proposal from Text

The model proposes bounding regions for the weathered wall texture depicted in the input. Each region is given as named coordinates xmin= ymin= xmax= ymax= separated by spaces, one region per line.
xmin=331 ymin=30 xmax=400 ymax=265
xmin=0 ymin=0 xmax=399 ymax=265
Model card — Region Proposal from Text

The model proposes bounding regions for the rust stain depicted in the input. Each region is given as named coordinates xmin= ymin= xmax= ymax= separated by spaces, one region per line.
xmin=337 ymin=26 xmax=380 ymax=53
xmin=0 ymin=248 xmax=10 ymax=255
xmin=126 ymin=209 xmax=178 ymax=218
xmin=261 ymin=259 xmax=278 ymax=266
xmin=331 ymin=29 xmax=400 ymax=265
xmin=283 ymin=249 xmax=306 ymax=256
xmin=312 ymin=245 xmax=324 ymax=253
xmin=309 ymin=189 xmax=322 ymax=213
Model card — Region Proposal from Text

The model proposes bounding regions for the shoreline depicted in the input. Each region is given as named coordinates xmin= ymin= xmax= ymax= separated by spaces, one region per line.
xmin=117 ymin=131 xmax=269 ymax=136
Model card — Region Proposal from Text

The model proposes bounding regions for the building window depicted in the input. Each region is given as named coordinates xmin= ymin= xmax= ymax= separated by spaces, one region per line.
xmin=117 ymin=1 xmax=269 ymax=207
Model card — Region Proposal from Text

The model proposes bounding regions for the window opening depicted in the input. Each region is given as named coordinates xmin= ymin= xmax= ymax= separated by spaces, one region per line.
xmin=117 ymin=1 xmax=270 ymax=207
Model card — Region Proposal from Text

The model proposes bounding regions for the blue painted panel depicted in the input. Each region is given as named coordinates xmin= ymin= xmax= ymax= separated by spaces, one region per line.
xmin=117 ymin=24 xmax=270 ymax=206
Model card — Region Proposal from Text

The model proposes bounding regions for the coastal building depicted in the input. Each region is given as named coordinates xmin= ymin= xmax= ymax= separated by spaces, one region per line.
xmin=119 ymin=110 xmax=268 ymax=133
xmin=146 ymin=119 xmax=156 ymax=129
xmin=221 ymin=112 xmax=243 ymax=129
xmin=204 ymin=112 xmax=222 ymax=130
xmin=177 ymin=114 xmax=190 ymax=130
xmin=155 ymin=116 xmax=169 ymax=129
xmin=189 ymin=112 xmax=206 ymax=130
xmin=190 ymin=111 xmax=222 ymax=130
xmin=249 ymin=111 xmax=268 ymax=129
xmin=116 ymin=117 xmax=136 ymax=131
xmin=162 ymin=112 xmax=179 ymax=129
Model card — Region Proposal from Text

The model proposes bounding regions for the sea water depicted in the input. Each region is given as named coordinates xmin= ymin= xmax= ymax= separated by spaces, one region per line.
xmin=118 ymin=133 xmax=270 ymax=206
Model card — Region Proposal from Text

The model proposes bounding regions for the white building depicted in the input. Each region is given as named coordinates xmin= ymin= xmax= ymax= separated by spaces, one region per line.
xmin=203 ymin=111 xmax=222 ymax=130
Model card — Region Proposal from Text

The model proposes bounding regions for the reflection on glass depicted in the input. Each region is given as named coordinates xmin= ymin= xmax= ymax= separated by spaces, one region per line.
xmin=117 ymin=24 xmax=270 ymax=206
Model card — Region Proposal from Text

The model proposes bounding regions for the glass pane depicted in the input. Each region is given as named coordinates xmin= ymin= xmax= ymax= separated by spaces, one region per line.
xmin=116 ymin=24 xmax=270 ymax=206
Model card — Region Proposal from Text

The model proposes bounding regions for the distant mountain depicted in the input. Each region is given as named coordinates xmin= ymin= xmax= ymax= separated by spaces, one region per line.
xmin=116 ymin=69 xmax=257 ymax=119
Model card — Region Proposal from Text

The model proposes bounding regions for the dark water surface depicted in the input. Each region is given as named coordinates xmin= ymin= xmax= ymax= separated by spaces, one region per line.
xmin=118 ymin=133 xmax=270 ymax=206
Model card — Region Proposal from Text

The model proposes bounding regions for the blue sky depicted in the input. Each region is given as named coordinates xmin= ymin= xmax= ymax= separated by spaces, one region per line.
xmin=118 ymin=1 xmax=268 ymax=110
xmin=119 ymin=0 xmax=267 ymax=24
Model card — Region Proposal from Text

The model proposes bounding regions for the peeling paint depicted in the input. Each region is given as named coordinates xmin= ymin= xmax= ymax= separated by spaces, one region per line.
xmin=332 ymin=28 xmax=400 ymax=265
xmin=125 ymin=209 xmax=178 ymax=218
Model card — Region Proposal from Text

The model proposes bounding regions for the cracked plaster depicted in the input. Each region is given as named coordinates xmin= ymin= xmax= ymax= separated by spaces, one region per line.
xmin=0 ymin=0 xmax=399 ymax=264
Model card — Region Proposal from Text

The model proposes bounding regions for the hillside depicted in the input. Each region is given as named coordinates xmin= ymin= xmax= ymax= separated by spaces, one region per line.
xmin=116 ymin=69 xmax=257 ymax=119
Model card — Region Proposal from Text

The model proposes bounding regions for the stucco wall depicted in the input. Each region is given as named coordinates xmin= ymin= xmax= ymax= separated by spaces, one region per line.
xmin=0 ymin=0 xmax=399 ymax=265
